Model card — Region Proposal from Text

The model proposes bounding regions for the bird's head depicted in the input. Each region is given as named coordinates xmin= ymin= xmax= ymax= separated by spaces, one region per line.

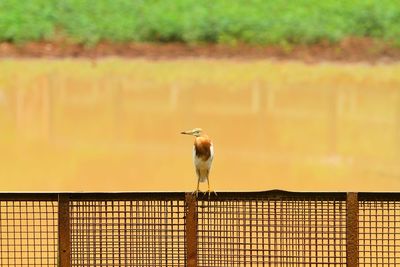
xmin=181 ymin=128 xmax=203 ymax=137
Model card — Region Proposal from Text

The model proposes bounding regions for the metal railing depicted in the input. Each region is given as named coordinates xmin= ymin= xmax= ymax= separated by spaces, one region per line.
xmin=0 ymin=191 xmax=399 ymax=266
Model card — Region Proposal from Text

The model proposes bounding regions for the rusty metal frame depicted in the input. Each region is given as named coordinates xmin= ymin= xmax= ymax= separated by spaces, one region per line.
xmin=185 ymin=193 xmax=198 ymax=267
xmin=346 ymin=192 xmax=359 ymax=267
xmin=1 ymin=191 xmax=400 ymax=266
xmin=58 ymin=194 xmax=71 ymax=267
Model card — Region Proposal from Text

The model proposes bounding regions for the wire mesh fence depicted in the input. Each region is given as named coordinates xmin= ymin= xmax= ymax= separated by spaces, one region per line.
xmin=0 ymin=195 xmax=58 ymax=267
xmin=197 ymin=196 xmax=347 ymax=266
xmin=70 ymin=199 xmax=186 ymax=266
xmin=0 ymin=191 xmax=399 ymax=266
xmin=359 ymin=194 xmax=400 ymax=266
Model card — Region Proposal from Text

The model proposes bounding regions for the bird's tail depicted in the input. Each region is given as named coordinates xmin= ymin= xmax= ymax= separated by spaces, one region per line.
xmin=197 ymin=169 xmax=209 ymax=183
xmin=199 ymin=175 xmax=207 ymax=183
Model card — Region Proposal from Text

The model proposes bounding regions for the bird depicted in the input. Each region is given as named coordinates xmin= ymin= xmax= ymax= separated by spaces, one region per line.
xmin=181 ymin=128 xmax=216 ymax=197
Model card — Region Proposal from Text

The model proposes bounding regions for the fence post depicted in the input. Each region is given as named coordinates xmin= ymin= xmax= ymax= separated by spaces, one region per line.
xmin=346 ymin=192 xmax=358 ymax=267
xmin=58 ymin=194 xmax=71 ymax=267
xmin=185 ymin=193 xmax=198 ymax=267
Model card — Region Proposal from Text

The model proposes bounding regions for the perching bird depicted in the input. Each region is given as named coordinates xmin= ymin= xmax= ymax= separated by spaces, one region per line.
xmin=181 ymin=128 xmax=215 ymax=196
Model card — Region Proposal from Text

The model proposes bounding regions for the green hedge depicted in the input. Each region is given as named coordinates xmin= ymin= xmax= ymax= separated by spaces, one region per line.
xmin=1 ymin=0 xmax=400 ymax=45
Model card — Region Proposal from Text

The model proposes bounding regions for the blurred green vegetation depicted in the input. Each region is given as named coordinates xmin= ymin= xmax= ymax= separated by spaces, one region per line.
xmin=1 ymin=0 xmax=400 ymax=46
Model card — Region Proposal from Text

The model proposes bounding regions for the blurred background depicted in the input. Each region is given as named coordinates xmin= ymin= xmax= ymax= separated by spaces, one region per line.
xmin=0 ymin=0 xmax=400 ymax=191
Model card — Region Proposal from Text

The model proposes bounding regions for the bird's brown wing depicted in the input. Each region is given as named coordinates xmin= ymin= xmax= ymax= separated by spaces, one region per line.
xmin=194 ymin=137 xmax=212 ymax=161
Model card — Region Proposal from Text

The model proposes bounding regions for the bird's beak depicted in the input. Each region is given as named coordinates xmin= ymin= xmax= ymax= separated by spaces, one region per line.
xmin=181 ymin=130 xmax=192 ymax=135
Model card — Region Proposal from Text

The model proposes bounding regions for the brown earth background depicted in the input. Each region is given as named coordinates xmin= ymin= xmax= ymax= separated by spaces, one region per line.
xmin=2 ymin=38 xmax=400 ymax=62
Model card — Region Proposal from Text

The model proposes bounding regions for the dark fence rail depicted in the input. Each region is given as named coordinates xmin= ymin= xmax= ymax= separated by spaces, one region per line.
xmin=0 ymin=191 xmax=399 ymax=266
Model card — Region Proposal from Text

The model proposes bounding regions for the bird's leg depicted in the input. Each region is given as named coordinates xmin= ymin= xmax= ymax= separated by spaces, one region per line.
xmin=192 ymin=179 xmax=200 ymax=197
xmin=204 ymin=179 xmax=217 ymax=198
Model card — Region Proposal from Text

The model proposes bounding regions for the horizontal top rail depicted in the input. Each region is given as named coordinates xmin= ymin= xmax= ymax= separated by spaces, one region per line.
xmin=0 ymin=190 xmax=398 ymax=201
xmin=0 ymin=192 xmax=186 ymax=201
xmin=0 ymin=192 xmax=59 ymax=201
xmin=359 ymin=192 xmax=400 ymax=201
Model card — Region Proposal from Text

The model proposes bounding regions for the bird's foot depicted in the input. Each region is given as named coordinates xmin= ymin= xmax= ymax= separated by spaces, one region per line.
xmin=192 ymin=189 xmax=201 ymax=197
xmin=204 ymin=189 xmax=217 ymax=199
